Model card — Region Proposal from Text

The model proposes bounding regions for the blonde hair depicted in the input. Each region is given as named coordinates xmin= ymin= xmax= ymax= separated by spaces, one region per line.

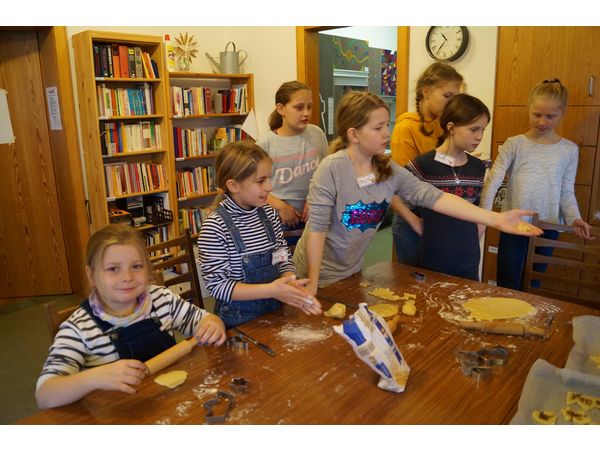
xmin=330 ymin=90 xmax=392 ymax=183
xmin=268 ymin=81 xmax=311 ymax=130
xmin=528 ymin=78 xmax=568 ymax=111
xmin=415 ymin=62 xmax=464 ymax=136
xmin=86 ymin=223 xmax=151 ymax=276
xmin=214 ymin=141 xmax=271 ymax=204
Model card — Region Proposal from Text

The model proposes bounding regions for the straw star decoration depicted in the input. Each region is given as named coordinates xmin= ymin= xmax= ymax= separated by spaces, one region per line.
xmin=174 ymin=32 xmax=198 ymax=66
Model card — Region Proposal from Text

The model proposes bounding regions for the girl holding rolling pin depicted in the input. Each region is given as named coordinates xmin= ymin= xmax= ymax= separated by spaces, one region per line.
xmin=36 ymin=223 xmax=226 ymax=409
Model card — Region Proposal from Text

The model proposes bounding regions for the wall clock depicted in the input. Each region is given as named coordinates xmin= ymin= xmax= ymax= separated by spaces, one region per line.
xmin=425 ymin=26 xmax=469 ymax=62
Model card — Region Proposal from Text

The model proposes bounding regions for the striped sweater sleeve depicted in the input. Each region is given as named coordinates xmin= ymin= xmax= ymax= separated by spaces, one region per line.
xmin=197 ymin=214 xmax=240 ymax=302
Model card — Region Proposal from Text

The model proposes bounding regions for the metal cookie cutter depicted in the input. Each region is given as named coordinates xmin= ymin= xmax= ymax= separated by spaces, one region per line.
xmin=229 ymin=377 xmax=250 ymax=394
xmin=456 ymin=345 xmax=509 ymax=379
xmin=203 ymin=390 xmax=236 ymax=424
xmin=226 ymin=335 xmax=249 ymax=352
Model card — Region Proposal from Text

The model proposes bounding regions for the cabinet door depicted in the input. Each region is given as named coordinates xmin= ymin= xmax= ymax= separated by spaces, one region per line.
xmin=496 ymin=27 xmax=600 ymax=106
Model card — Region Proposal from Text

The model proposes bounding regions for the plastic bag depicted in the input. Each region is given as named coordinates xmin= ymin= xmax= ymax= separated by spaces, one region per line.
xmin=334 ymin=303 xmax=410 ymax=393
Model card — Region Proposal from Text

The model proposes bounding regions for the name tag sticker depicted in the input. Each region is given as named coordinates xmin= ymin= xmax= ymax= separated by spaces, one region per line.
xmin=356 ymin=173 xmax=376 ymax=188
xmin=272 ymin=248 xmax=288 ymax=265
xmin=434 ymin=151 xmax=456 ymax=167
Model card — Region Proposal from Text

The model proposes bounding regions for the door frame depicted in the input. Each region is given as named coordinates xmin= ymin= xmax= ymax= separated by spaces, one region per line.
xmin=1 ymin=26 xmax=89 ymax=297
xmin=296 ymin=26 xmax=410 ymax=126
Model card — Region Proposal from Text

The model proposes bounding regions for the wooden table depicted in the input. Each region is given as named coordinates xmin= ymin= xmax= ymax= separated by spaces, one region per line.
xmin=20 ymin=261 xmax=599 ymax=424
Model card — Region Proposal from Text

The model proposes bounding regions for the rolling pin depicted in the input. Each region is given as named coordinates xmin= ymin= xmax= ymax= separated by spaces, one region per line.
xmin=144 ymin=338 xmax=197 ymax=375
xmin=457 ymin=320 xmax=547 ymax=337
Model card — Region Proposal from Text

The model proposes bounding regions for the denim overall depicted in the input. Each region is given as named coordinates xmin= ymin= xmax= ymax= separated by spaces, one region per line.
xmin=81 ymin=298 xmax=176 ymax=362
xmin=214 ymin=205 xmax=282 ymax=328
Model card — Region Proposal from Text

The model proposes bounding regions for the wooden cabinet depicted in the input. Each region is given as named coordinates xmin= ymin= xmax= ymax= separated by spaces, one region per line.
xmin=483 ymin=26 xmax=600 ymax=302
xmin=72 ymin=31 xmax=175 ymax=244
xmin=495 ymin=27 xmax=600 ymax=106
xmin=165 ymin=72 xmax=254 ymax=236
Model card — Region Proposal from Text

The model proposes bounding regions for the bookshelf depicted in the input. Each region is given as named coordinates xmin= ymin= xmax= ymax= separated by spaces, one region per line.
xmin=165 ymin=72 xmax=255 ymax=236
xmin=72 ymin=31 xmax=175 ymax=245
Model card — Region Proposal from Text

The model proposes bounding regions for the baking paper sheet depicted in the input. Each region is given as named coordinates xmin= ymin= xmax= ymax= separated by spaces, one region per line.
xmin=565 ymin=315 xmax=600 ymax=376
xmin=510 ymin=358 xmax=600 ymax=424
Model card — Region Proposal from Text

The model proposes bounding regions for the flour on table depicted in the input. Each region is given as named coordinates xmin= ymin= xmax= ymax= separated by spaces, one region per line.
xmin=276 ymin=323 xmax=332 ymax=351
xmin=176 ymin=400 xmax=194 ymax=417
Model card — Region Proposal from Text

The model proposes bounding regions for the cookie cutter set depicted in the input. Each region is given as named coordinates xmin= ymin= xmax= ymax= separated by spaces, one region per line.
xmin=456 ymin=345 xmax=509 ymax=380
xmin=202 ymin=377 xmax=251 ymax=424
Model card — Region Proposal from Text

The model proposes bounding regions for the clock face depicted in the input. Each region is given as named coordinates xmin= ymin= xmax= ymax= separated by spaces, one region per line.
xmin=426 ymin=26 xmax=469 ymax=62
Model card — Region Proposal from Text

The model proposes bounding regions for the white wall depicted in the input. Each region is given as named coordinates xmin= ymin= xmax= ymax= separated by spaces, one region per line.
xmin=66 ymin=26 xmax=297 ymax=138
xmin=408 ymin=26 xmax=498 ymax=158
xmin=320 ymin=27 xmax=397 ymax=51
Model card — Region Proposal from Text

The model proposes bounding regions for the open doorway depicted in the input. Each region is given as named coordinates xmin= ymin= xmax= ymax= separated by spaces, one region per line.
xmin=296 ymin=26 xmax=409 ymax=140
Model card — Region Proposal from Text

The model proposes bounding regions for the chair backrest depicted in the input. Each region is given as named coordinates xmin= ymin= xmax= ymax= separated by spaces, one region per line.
xmin=523 ymin=214 xmax=600 ymax=309
xmin=146 ymin=228 xmax=204 ymax=309
xmin=283 ymin=228 xmax=304 ymax=254
xmin=45 ymin=302 xmax=78 ymax=340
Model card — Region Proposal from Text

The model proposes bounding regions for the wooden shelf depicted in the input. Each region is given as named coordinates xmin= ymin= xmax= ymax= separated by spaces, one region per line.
xmin=73 ymin=30 xmax=175 ymax=238
xmin=103 ymin=149 xmax=165 ymax=158
xmin=167 ymin=71 xmax=254 ymax=235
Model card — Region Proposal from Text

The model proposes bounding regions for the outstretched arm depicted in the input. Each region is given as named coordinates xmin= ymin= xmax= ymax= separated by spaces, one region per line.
xmin=432 ymin=192 xmax=543 ymax=236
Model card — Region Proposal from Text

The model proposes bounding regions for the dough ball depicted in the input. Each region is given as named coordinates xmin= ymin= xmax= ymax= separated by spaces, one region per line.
xmin=324 ymin=303 xmax=346 ymax=319
xmin=401 ymin=300 xmax=417 ymax=316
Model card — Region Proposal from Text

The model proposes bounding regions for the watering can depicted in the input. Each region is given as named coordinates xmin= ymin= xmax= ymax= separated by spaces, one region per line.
xmin=205 ymin=42 xmax=248 ymax=74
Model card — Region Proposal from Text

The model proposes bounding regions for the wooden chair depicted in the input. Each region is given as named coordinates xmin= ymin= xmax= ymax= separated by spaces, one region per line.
xmin=146 ymin=228 xmax=204 ymax=309
xmin=522 ymin=214 xmax=600 ymax=309
xmin=45 ymin=302 xmax=78 ymax=340
xmin=283 ymin=228 xmax=304 ymax=254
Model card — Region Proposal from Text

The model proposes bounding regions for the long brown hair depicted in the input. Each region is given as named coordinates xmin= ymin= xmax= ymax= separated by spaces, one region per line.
xmin=268 ymin=80 xmax=311 ymax=130
xmin=330 ymin=90 xmax=392 ymax=183
xmin=437 ymin=94 xmax=491 ymax=146
xmin=415 ymin=62 xmax=463 ymax=136
xmin=214 ymin=141 xmax=271 ymax=204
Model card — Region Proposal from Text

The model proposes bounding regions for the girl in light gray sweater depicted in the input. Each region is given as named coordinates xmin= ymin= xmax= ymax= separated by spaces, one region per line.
xmin=480 ymin=79 xmax=593 ymax=290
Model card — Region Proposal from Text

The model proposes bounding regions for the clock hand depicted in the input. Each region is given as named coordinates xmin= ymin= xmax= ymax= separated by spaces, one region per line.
xmin=441 ymin=33 xmax=448 ymax=41
xmin=437 ymin=39 xmax=446 ymax=54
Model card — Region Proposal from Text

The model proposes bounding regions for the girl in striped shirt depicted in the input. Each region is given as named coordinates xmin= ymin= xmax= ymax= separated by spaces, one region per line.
xmin=198 ymin=141 xmax=322 ymax=328
xmin=36 ymin=224 xmax=226 ymax=409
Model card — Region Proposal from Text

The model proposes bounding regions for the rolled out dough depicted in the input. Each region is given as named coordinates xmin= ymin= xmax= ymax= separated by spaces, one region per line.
xmin=154 ymin=370 xmax=188 ymax=388
xmin=368 ymin=303 xmax=399 ymax=318
xmin=462 ymin=297 xmax=536 ymax=321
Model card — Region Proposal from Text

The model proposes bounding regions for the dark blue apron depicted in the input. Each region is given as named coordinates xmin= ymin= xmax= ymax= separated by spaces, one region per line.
xmin=81 ymin=298 xmax=175 ymax=362
xmin=214 ymin=205 xmax=282 ymax=328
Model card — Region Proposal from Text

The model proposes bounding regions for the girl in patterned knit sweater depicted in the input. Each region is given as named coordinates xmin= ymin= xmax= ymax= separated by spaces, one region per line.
xmin=404 ymin=94 xmax=489 ymax=280
xmin=480 ymin=79 xmax=593 ymax=290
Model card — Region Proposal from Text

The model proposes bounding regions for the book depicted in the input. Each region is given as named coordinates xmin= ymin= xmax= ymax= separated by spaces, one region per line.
xmin=93 ymin=43 xmax=101 ymax=77
xmin=141 ymin=52 xmax=155 ymax=79
xmin=99 ymin=44 xmax=109 ymax=77
xmin=106 ymin=44 xmax=114 ymax=78
xmin=128 ymin=47 xmax=136 ymax=78
xmin=111 ymin=44 xmax=121 ymax=78
xmin=133 ymin=47 xmax=144 ymax=79
xmin=118 ymin=45 xmax=130 ymax=78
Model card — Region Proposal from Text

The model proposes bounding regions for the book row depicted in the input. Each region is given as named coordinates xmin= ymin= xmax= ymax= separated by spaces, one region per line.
xmin=101 ymin=121 xmax=162 ymax=156
xmin=93 ymin=43 xmax=159 ymax=79
xmin=97 ymin=83 xmax=155 ymax=118
xmin=173 ymin=125 xmax=248 ymax=158
xmin=104 ymin=162 xmax=166 ymax=197
xmin=176 ymin=166 xmax=217 ymax=199
xmin=179 ymin=206 xmax=214 ymax=235
xmin=170 ymin=85 xmax=248 ymax=116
